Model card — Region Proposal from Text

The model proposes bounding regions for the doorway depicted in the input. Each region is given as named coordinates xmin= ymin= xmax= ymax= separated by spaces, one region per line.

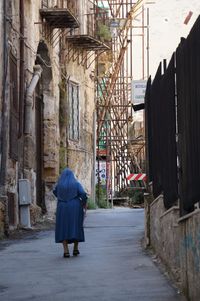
xmin=35 ymin=92 xmax=45 ymax=212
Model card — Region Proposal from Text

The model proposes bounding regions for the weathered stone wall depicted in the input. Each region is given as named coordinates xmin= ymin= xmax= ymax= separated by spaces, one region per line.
xmin=67 ymin=148 xmax=93 ymax=193
xmin=1 ymin=0 xmax=95 ymax=227
xmin=23 ymin=0 xmax=60 ymax=184
xmin=22 ymin=1 xmax=60 ymax=213
xmin=179 ymin=210 xmax=200 ymax=300
xmin=0 ymin=0 xmax=3 ymax=115
xmin=66 ymin=56 xmax=95 ymax=195
xmin=45 ymin=183 xmax=57 ymax=218
xmin=159 ymin=207 xmax=181 ymax=281
xmin=149 ymin=195 xmax=165 ymax=253
xmin=0 ymin=1 xmax=4 ymax=235
xmin=0 ymin=201 xmax=5 ymax=238
xmin=146 ymin=194 xmax=200 ymax=300
xmin=0 ymin=0 xmax=21 ymax=229
xmin=3 ymin=0 xmax=60 ymax=224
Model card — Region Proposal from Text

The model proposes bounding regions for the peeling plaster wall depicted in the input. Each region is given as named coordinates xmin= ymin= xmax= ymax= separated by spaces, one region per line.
xmin=179 ymin=211 xmax=200 ymax=300
xmin=2 ymin=0 xmax=21 ymax=228
xmin=146 ymin=195 xmax=200 ymax=300
xmin=23 ymin=1 xmax=60 ymax=213
xmin=66 ymin=59 xmax=95 ymax=194
xmin=0 ymin=0 xmax=4 ymax=232
xmin=0 ymin=201 xmax=5 ymax=238
xmin=149 ymin=196 xmax=181 ymax=282
xmin=3 ymin=0 xmax=60 ymax=223
xmin=1 ymin=0 xmax=95 ymax=226
xmin=0 ymin=0 xmax=3 ymax=114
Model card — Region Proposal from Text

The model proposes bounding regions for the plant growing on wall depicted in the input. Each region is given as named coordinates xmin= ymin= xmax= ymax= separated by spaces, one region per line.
xmin=95 ymin=184 xmax=111 ymax=208
xmin=96 ymin=22 xmax=112 ymax=42
xmin=87 ymin=197 xmax=97 ymax=210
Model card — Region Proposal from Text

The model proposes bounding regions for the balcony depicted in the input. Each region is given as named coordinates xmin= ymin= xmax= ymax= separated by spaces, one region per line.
xmin=66 ymin=35 xmax=110 ymax=51
xmin=40 ymin=0 xmax=79 ymax=29
xmin=66 ymin=13 xmax=111 ymax=51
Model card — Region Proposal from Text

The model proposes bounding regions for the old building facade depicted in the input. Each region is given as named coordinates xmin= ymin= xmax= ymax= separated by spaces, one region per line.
xmin=0 ymin=0 xmax=105 ymax=236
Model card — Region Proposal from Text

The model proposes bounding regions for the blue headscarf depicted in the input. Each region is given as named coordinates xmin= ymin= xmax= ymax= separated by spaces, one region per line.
xmin=53 ymin=168 xmax=87 ymax=203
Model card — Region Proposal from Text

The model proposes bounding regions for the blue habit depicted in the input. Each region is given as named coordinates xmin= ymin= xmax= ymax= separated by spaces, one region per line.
xmin=53 ymin=168 xmax=87 ymax=244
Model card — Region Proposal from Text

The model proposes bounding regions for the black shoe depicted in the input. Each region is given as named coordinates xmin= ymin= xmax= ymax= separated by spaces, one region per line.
xmin=73 ymin=249 xmax=80 ymax=256
xmin=63 ymin=252 xmax=70 ymax=258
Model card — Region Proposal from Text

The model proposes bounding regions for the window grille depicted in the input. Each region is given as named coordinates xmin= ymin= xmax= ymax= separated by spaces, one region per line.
xmin=68 ymin=81 xmax=79 ymax=141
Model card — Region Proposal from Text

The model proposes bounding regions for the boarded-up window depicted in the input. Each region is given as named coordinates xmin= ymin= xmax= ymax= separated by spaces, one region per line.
xmin=9 ymin=54 xmax=19 ymax=160
xmin=68 ymin=81 xmax=79 ymax=141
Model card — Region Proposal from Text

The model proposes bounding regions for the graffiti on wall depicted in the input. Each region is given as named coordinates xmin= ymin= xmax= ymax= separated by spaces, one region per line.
xmin=181 ymin=230 xmax=200 ymax=273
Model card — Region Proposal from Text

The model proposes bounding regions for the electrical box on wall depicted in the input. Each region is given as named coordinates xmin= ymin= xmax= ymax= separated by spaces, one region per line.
xmin=18 ymin=179 xmax=32 ymax=205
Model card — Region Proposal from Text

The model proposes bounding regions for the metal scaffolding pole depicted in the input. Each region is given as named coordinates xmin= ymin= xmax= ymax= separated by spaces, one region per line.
xmin=96 ymin=0 xmax=149 ymax=201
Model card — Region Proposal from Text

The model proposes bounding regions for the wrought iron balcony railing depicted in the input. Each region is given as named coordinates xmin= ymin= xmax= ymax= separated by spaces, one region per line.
xmin=66 ymin=13 xmax=111 ymax=51
xmin=40 ymin=0 xmax=79 ymax=29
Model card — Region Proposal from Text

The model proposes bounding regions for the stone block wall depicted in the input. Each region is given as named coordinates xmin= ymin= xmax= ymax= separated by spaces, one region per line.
xmin=0 ymin=0 xmax=3 ymax=114
xmin=179 ymin=210 xmax=200 ymax=300
xmin=65 ymin=56 xmax=95 ymax=196
xmin=145 ymin=194 xmax=200 ymax=300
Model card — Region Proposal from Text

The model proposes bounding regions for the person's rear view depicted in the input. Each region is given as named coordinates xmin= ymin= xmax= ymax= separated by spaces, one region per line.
xmin=53 ymin=168 xmax=88 ymax=258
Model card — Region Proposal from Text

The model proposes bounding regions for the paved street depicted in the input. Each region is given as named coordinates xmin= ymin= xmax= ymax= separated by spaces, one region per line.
xmin=0 ymin=208 xmax=186 ymax=301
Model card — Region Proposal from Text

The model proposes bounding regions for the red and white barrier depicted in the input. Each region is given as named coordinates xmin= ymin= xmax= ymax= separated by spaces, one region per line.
xmin=127 ymin=173 xmax=147 ymax=181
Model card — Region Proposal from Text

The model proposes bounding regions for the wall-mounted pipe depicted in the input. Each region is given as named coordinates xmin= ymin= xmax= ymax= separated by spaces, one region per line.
xmin=24 ymin=65 xmax=43 ymax=134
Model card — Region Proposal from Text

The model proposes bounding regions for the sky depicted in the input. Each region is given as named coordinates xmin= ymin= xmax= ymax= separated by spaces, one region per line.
xmin=132 ymin=0 xmax=200 ymax=121
xmin=147 ymin=0 xmax=200 ymax=77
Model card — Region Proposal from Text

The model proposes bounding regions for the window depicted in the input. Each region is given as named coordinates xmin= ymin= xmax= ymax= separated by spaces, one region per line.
xmin=9 ymin=53 xmax=19 ymax=160
xmin=68 ymin=81 xmax=79 ymax=141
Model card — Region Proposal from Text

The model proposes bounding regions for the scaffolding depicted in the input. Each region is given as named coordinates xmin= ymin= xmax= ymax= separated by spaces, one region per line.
xmin=40 ymin=0 xmax=149 ymax=203
xmin=95 ymin=0 xmax=150 ymax=204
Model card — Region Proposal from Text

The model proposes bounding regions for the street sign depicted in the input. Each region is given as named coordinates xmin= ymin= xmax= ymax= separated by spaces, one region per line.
xmin=95 ymin=161 xmax=106 ymax=185
xmin=131 ymin=80 xmax=147 ymax=105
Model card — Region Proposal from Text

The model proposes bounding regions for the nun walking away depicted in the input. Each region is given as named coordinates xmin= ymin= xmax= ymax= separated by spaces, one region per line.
xmin=53 ymin=168 xmax=88 ymax=258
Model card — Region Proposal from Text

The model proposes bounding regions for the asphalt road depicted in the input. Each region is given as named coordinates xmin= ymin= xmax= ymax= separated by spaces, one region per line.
xmin=0 ymin=208 xmax=186 ymax=301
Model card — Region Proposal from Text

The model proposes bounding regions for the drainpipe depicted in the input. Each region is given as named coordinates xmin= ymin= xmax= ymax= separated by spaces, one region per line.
xmin=24 ymin=65 xmax=43 ymax=134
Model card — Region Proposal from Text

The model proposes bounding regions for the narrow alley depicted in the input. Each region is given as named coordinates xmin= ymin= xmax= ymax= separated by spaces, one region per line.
xmin=0 ymin=208 xmax=186 ymax=301
xmin=1 ymin=1 xmax=200 ymax=300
